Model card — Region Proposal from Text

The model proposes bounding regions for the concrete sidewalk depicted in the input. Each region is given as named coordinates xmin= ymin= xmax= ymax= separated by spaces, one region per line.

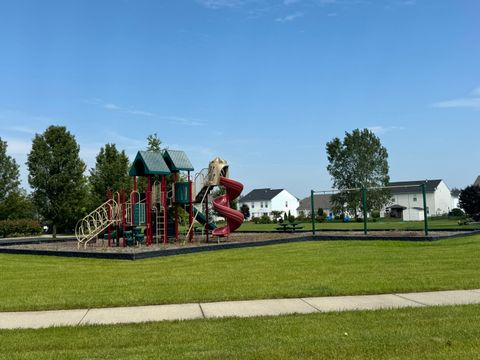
xmin=1 ymin=289 xmax=480 ymax=330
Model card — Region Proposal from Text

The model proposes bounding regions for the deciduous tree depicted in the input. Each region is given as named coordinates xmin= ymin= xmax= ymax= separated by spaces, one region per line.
xmin=89 ymin=144 xmax=130 ymax=206
xmin=326 ymin=129 xmax=391 ymax=217
xmin=27 ymin=126 xmax=87 ymax=237
xmin=459 ymin=185 xmax=480 ymax=221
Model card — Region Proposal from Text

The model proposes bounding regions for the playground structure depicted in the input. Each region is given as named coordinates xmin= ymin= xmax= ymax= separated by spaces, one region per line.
xmin=75 ymin=150 xmax=244 ymax=248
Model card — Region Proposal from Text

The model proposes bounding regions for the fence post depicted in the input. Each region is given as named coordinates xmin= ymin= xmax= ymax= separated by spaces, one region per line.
xmin=362 ymin=188 xmax=368 ymax=235
xmin=311 ymin=190 xmax=316 ymax=236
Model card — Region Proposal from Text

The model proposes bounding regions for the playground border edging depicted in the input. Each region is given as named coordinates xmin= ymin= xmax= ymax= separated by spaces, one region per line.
xmin=0 ymin=230 xmax=479 ymax=261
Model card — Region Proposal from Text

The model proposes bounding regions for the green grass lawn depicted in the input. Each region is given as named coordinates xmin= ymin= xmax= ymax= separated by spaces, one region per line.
xmin=1 ymin=305 xmax=480 ymax=359
xmin=1 ymin=235 xmax=480 ymax=312
xmin=238 ymin=217 xmax=480 ymax=231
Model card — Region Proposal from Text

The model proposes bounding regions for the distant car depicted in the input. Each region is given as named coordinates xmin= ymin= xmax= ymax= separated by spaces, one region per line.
xmin=43 ymin=225 xmax=49 ymax=233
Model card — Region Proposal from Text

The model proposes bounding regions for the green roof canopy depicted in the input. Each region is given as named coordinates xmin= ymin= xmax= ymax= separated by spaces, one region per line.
xmin=129 ymin=151 xmax=171 ymax=176
xmin=162 ymin=149 xmax=194 ymax=172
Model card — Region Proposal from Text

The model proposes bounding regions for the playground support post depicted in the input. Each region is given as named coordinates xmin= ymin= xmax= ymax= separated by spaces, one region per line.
xmin=205 ymin=193 xmax=210 ymax=243
xmin=174 ymin=172 xmax=179 ymax=242
xmin=188 ymin=171 xmax=194 ymax=242
xmin=422 ymin=183 xmax=429 ymax=236
xmin=162 ymin=175 xmax=167 ymax=245
xmin=362 ymin=188 xmax=368 ymax=235
xmin=147 ymin=175 xmax=151 ymax=245
xmin=311 ymin=190 xmax=315 ymax=236
xmin=107 ymin=190 xmax=111 ymax=247
xmin=122 ymin=190 xmax=126 ymax=247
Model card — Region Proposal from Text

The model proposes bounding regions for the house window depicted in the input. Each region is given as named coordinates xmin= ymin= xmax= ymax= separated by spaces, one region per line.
xmin=260 ymin=202 xmax=263 ymax=208
xmin=285 ymin=201 xmax=288 ymax=207
xmin=412 ymin=195 xmax=418 ymax=202
xmin=251 ymin=203 xmax=254 ymax=208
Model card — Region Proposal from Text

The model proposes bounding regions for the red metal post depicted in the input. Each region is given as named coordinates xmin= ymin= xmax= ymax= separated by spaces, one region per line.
xmin=132 ymin=176 xmax=137 ymax=225
xmin=107 ymin=190 xmax=111 ymax=247
xmin=174 ymin=172 xmax=179 ymax=242
xmin=122 ymin=189 xmax=126 ymax=247
xmin=117 ymin=192 xmax=121 ymax=246
xmin=147 ymin=175 xmax=151 ymax=245
xmin=188 ymin=171 xmax=194 ymax=242
xmin=205 ymin=192 xmax=209 ymax=243
xmin=162 ymin=175 xmax=167 ymax=245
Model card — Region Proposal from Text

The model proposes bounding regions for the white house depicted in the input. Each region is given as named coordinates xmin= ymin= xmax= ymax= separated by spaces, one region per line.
xmin=239 ymin=188 xmax=299 ymax=219
xmin=382 ymin=180 xmax=452 ymax=220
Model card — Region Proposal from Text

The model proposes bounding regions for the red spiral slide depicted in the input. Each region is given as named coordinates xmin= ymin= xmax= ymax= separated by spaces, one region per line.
xmin=212 ymin=177 xmax=245 ymax=237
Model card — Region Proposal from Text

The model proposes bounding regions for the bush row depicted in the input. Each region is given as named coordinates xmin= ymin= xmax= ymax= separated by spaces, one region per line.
xmin=0 ymin=219 xmax=42 ymax=238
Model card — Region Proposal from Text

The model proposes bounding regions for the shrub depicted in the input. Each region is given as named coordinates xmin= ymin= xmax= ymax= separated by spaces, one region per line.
xmin=450 ymin=208 xmax=465 ymax=217
xmin=371 ymin=211 xmax=381 ymax=219
xmin=259 ymin=214 xmax=272 ymax=224
xmin=287 ymin=211 xmax=295 ymax=223
xmin=0 ymin=219 xmax=42 ymax=238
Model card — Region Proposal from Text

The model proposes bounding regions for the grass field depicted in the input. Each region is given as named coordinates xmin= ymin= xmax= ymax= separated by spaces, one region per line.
xmin=238 ymin=217 xmax=480 ymax=231
xmin=1 ymin=305 xmax=480 ymax=359
xmin=1 ymin=235 xmax=480 ymax=312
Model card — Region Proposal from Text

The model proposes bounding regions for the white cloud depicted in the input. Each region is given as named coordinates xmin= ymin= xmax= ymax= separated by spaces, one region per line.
xmin=1 ymin=125 xmax=38 ymax=135
xmin=161 ymin=116 xmax=205 ymax=127
xmin=104 ymin=103 xmax=122 ymax=111
xmin=431 ymin=87 xmax=480 ymax=110
xmin=395 ymin=0 xmax=416 ymax=5
xmin=84 ymin=98 xmax=154 ymax=117
xmin=368 ymin=126 xmax=405 ymax=135
xmin=84 ymin=99 xmax=205 ymax=126
xmin=276 ymin=11 xmax=304 ymax=22
xmin=196 ymin=0 xmax=244 ymax=9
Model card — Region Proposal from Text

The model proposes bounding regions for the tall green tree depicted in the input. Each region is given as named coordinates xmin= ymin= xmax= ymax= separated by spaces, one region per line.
xmin=459 ymin=185 xmax=480 ymax=221
xmin=147 ymin=133 xmax=162 ymax=152
xmin=89 ymin=144 xmax=131 ymax=206
xmin=0 ymin=138 xmax=35 ymax=220
xmin=0 ymin=138 xmax=20 ymax=202
xmin=27 ymin=126 xmax=87 ymax=237
xmin=326 ymin=128 xmax=391 ymax=217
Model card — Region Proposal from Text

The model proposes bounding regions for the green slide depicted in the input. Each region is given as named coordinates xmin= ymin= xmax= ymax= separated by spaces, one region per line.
xmin=193 ymin=207 xmax=217 ymax=230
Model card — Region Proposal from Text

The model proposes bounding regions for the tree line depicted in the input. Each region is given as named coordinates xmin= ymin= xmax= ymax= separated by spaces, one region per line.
xmin=0 ymin=126 xmax=163 ymax=237
xmin=1 ymin=126 xmax=479 ymax=237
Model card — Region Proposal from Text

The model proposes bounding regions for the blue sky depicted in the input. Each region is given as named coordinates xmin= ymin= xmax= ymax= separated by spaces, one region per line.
xmin=0 ymin=0 xmax=479 ymax=198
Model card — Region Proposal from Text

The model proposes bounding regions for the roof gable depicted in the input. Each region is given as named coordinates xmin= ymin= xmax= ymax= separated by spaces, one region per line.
xmin=129 ymin=151 xmax=171 ymax=176
xmin=475 ymin=176 xmax=480 ymax=187
xmin=163 ymin=150 xmax=194 ymax=172
xmin=240 ymin=188 xmax=284 ymax=202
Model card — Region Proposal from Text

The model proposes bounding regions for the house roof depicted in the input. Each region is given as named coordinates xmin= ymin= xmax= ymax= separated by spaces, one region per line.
xmin=298 ymin=194 xmax=333 ymax=211
xmin=128 ymin=151 xmax=171 ymax=176
xmin=475 ymin=176 xmax=480 ymax=187
xmin=162 ymin=150 xmax=194 ymax=172
xmin=389 ymin=180 xmax=443 ymax=194
xmin=240 ymin=188 xmax=284 ymax=202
